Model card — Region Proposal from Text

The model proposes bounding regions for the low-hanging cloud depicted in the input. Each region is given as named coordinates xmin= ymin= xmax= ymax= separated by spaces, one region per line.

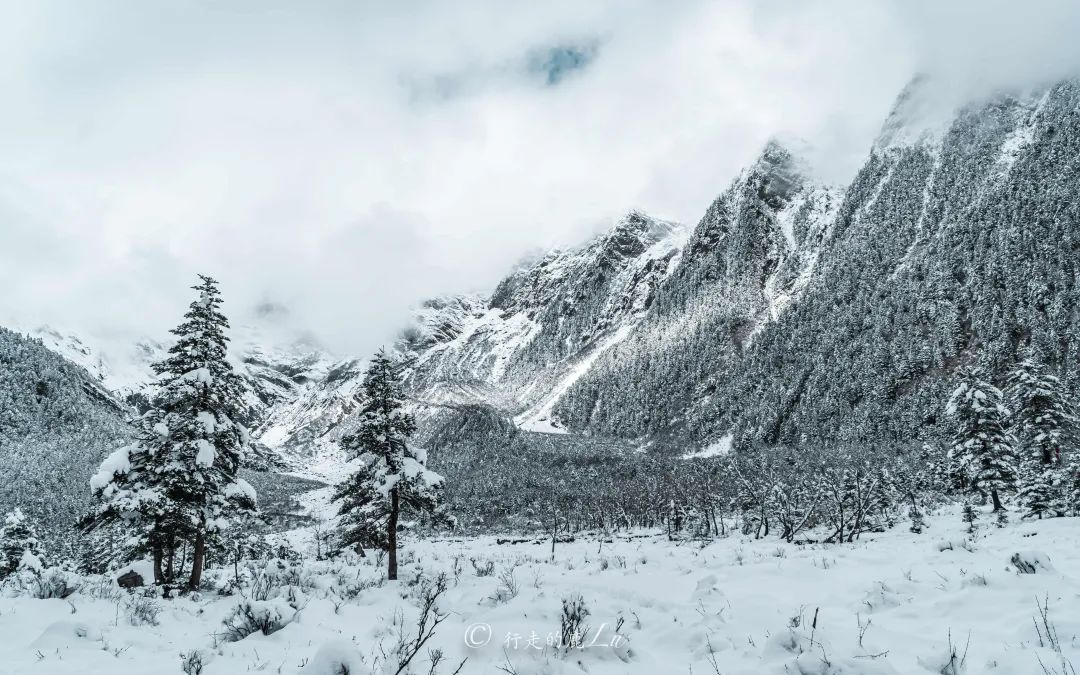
xmin=1 ymin=0 xmax=1078 ymax=356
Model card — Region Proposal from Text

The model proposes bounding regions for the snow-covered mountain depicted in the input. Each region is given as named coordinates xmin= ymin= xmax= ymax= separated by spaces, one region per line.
xmin=10 ymin=304 xmax=337 ymax=444
xmin=16 ymin=326 xmax=164 ymax=397
xmin=9 ymin=75 xmax=1080 ymax=496
xmin=702 ymin=77 xmax=1080 ymax=448
xmin=551 ymin=138 xmax=842 ymax=441
xmin=404 ymin=210 xmax=688 ymax=432
xmin=251 ymin=210 xmax=691 ymax=471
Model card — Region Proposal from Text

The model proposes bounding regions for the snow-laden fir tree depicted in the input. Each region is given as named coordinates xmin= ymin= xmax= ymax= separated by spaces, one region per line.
xmin=83 ymin=276 xmax=256 ymax=590
xmin=946 ymin=368 xmax=1017 ymax=512
xmin=1006 ymin=356 xmax=1077 ymax=518
xmin=334 ymin=349 xmax=446 ymax=580
xmin=0 ymin=508 xmax=43 ymax=579
xmin=81 ymin=431 xmax=174 ymax=584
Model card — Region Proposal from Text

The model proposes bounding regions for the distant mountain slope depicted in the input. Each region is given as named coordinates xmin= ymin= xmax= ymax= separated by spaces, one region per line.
xmin=555 ymin=140 xmax=842 ymax=439
xmin=704 ymin=79 xmax=1080 ymax=448
xmin=404 ymin=210 xmax=688 ymax=433
xmin=252 ymin=210 xmax=690 ymax=469
xmin=17 ymin=306 xmax=338 ymax=435
xmin=0 ymin=327 xmax=132 ymax=544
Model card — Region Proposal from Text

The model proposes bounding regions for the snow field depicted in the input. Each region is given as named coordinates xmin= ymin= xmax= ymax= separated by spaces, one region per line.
xmin=2 ymin=507 xmax=1079 ymax=674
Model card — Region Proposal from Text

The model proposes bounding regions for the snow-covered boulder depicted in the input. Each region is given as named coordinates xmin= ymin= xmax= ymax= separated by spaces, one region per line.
xmin=116 ymin=560 xmax=155 ymax=588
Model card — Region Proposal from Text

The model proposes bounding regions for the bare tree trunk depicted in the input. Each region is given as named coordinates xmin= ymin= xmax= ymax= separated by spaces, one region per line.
xmin=991 ymin=489 xmax=1003 ymax=512
xmin=176 ymin=540 xmax=187 ymax=580
xmin=388 ymin=487 xmax=399 ymax=580
xmin=152 ymin=543 xmax=164 ymax=586
xmin=188 ymin=531 xmax=205 ymax=591
xmin=163 ymin=537 xmax=174 ymax=583
xmin=551 ymin=498 xmax=558 ymax=562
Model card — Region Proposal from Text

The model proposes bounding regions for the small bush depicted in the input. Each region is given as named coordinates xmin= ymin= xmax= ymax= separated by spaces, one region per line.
xmin=559 ymin=594 xmax=591 ymax=652
xmin=488 ymin=565 xmax=519 ymax=604
xmin=126 ymin=594 xmax=162 ymax=626
xmin=180 ymin=649 xmax=212 ymax=675
xmin=470 ymin=558 xmax=495 ymax=577
xmin=83 ymin=575 xmax=123 ymax=602
xmin=219 ymin=600 xmax=295 ymax=642
xmin=962 ymin=504 xmax=979 ymax=535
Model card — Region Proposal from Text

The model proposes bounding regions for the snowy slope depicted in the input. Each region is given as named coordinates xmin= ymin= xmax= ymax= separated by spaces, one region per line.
xmin=551 ymin=138 xmax=843 ymax=440
xmin=252 ymin=210 xmax=691 ymax=463
xmin=9 ymin=324 xmax=164 ymax=397
xmin=405 ymin=211 xmax=689 ymax=430
xmin=9 ymin=304 xmax=338 ymax=435
xmin=3 ymin=507 xmax=1078 ymax=675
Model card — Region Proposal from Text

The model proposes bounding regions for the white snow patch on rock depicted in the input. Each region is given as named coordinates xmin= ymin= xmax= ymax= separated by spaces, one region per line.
xmin=682 ymin=434 xmax=733 ymax=460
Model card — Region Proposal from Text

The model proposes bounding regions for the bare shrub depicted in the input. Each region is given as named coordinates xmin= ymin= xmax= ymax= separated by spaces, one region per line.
xmin=219 ymin=600 xmax=295 ymax=643
xmin=488 ymin=565 xmax=519 ymax=604
xmin=125 ymin=594 xmax=162 ymax=626
xmin=180 ymin=649 xmax=210 ymax=675
xmin=559 ymin=594 xmax=591 ymax=653
xmin=378 ymin=573 xmax=466 ymax=674
xmin=1034 ymin=596 xmax=1078 ymax=675
xmin=470 ymin=557 xmax=495 ymax=577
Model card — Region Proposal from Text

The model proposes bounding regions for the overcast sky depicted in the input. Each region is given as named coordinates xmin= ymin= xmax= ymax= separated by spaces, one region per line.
xmin=3 ymin=0 xmax=1080 ymax=356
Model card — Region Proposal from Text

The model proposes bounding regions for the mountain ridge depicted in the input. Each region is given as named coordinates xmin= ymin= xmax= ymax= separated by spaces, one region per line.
xmin=7 ymin=75 xmax=1080 ymax=516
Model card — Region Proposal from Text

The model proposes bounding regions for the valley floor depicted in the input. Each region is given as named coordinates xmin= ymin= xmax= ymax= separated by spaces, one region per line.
xmin=2 ymin=508 xmax=1079 ymax=674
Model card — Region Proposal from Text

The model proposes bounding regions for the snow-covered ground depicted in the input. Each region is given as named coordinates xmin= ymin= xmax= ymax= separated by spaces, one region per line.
xmin=3 ymin=508 xmax=1079 ymax=674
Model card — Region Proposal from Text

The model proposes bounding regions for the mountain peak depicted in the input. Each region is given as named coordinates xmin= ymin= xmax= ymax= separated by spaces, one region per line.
xmin=873 ymin=75 xmax=954 ymax=153
xmin=731 ymin=136 xmax=827 ymax=217
xmin=611 ymin=209 xmax=681 ymax=242
xmin=597 ymin=210 xmax=683 ymax=265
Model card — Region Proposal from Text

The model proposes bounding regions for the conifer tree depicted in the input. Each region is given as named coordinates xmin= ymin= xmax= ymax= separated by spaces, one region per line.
xmin=0 ymin=508 xmax=43 ymax=579
xmin=946 ymin=368 xmax=1017 ymax=512
xmin=334 ymin=349 xmax=445 ymax=580
xmin=82 ymin=435 xmax=174 ymax=583
xmin=1006 ymin=356 xmax=1077 ymax=518
xmin=83 ymin=276 xmax=256 ymax=590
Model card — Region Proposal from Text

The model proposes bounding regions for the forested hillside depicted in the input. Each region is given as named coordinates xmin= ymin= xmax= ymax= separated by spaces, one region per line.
xmin=0 ymin=328 xmax=132 ymax=545
xmin=555 ymin=140 xmax=841 ymax=438
xmin=704 ymin=80 xmax=1080 ymax=449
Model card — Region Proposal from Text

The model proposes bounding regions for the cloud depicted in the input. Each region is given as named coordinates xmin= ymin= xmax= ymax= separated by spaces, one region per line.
xmin=0 ymin=0 xmax=1077 ymax=356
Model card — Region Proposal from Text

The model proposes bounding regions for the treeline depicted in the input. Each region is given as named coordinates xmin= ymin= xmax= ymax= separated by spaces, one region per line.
xmin=428 ymin=354 xmax=1079 ymax=542
xmin=431 ymin=432 xmax=941 ymax=543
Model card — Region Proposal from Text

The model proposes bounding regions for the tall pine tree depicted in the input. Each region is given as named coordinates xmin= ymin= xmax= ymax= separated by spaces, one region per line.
xmin=334 ymin=349 xmax=445 ymax=580
xmin=1007 ymin=356 xmax=1077 ymax=518
xmin=946 ymin=367 xmax=1017 ymax=512
xmin=84 ymin=276 xmax=256 ymax=590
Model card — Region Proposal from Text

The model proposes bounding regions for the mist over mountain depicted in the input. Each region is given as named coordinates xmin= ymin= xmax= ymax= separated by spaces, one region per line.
xmin=6 ymin=73 xmax=1080 ymax=535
